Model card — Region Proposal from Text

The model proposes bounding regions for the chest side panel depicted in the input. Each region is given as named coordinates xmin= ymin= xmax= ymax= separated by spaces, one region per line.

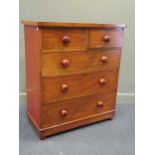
xmin=24 ymin=26 xmax=41 ymax=127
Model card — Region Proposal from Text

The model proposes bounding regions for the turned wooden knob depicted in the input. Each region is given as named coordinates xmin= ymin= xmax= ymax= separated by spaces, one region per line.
xmin=60 ymin=110 xmax=68 ymax=116
xmin=97 ymin=101 xmax=104 ymax=107
xmin=101 ymin=56 xmax=108 ymax=63
xmin=99 ymin=78 xmax=106 ymax=85
xmin=61 ymin=84 xmax=68 ymax=92
xmin=61 ymin=59 xmax=70 ymax=68
xmin=62 ymin=36 xmax=70 ymax=44
xmin=103 ymin=35 xmax=111 ymax=42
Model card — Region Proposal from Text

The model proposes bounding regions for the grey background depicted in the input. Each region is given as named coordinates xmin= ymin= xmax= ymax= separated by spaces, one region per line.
xmin=19 ymin=0 xmax=135 ymax=103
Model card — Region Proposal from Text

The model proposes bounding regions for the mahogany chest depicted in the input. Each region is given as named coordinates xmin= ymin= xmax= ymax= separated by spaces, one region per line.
xmin=22 ymin=21 xmax=125 ymax=139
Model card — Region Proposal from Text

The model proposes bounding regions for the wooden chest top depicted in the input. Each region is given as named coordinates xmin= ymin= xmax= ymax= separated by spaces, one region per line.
xmin=21 ymin=21 xmax=125 ymax=28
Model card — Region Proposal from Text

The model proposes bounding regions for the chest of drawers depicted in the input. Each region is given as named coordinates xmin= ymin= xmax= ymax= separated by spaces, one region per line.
xmin=22 ymin=21 xmax=125 ymax=139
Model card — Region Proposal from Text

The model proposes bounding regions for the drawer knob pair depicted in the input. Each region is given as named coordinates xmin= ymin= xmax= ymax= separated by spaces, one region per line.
xmin=63 ymin=35 xmax=110 ymax=44
xmin=62 ymin=56 xmax=108 ymax=68
xmin=62 ymin=36 xmax=70 ymax=44
xmin=103 ymin=35 xmax=111 ymax=42
xmin=61 ymin=59 xmax=70 ymax=68
xmin=60 ymin=101 xmax=104 ymax=117
xmin=97 ymin=101 xmax=104 ymax=107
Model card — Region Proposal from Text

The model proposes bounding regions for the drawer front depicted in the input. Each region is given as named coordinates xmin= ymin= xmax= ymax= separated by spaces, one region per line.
xmin=41 ymin=70 xmax=119 ymax=103
xmin=42 ymin=29 xmax=87 ymax=51
xmin=41 ymin=50 xmax=121 ymax=77
xmin=42 ymin=93 xmax=116 ymax=128
xmin=88 ymin=29 xmax=123 ymax=49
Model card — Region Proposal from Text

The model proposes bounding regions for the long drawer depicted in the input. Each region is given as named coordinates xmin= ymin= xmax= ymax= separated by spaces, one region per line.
xmin=41 ymin=69 xmax=119 ymax=103
xmin=41 ymin=50 xmax=121 ymax=77
xmin=42 ymin=92 xmax=116 ymax=128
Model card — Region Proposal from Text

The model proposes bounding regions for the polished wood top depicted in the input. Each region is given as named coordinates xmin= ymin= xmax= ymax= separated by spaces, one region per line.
xmin=21 ymin=20 xmax=126 ymax=28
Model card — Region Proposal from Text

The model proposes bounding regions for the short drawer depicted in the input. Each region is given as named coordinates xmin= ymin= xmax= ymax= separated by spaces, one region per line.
xmin=88 ymin=29 xmax=123 ymax=49
xmin=41 ymin=92 xmax=116 ymax=128
xmin=41 ymin=50 xmax=121 ymax=77
xmin=41 ymin=70 xmax=119 ymax=103
xmin=42 ymin=28 xmax=87 ymax=51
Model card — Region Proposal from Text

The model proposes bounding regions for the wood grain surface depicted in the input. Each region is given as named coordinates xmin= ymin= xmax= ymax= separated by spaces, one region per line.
xmin=42 ymin=28 xmax=87 ymax=51
xmin=21 ymin=20 xmax=126 ymax=28
xmin=24 ymin=26 xmax=41 ymax=127
xmin=88 ymin=29 xmax=124 ymax=49
xmin=41 ymin=69 xmax=119 ymax=103
xmin=41 ymin=92 xmax=116 ymax=128
xmin=41 ymin=50 xmax=121 ymax=76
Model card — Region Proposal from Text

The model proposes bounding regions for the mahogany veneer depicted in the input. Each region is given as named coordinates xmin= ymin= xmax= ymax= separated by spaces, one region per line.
xmin=22 ymin=21 xmax=125 ymax=139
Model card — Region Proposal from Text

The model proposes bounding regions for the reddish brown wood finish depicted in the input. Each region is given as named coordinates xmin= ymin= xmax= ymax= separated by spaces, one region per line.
xmin=97 ymin=101 xmax=104 ymax=107
xmin=103 ymin=35 xmax=111 ymax=42
xmin=40 ymin=111 xmax=115 ymax=138
xmin=41 ymin=70 xmax=118 ymax=103
xmin=42 ymin=92 xmax=116 ymax=128
xmin=41 ymin=50 xmax=121 ymax=76
xmin=21 ymin=20 xmax=126 ymax=28
xmin=22 ymin=21 xmax=125 ymax=139
xmin=88 ymin=29 xmax=123 ymax=49
xmin=101 ymin=55 xmax=108 ymax=63
xmin=62 ymin=36 xmax=70 ymax=44
xmin=42 ymin=28 xmax=87 ymax=51
xmin=24 ymin=26 xmax=41 ymax=127
xmin=61 ymin=59 xmax=70 ymax=68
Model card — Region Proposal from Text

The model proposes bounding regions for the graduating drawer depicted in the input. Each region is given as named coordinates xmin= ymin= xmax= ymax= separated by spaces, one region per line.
xmin=42 ymin=92 xmax=116 ymax=128
xmin=42 ymin=28 xmax=87 ymax=51
xmin=88 ymin=29 xmax=124 ymax=49
xmin=41 ymin=70 xmax=119 ymax=103
xmin=41 ymin=50 xmax=121 ymax=77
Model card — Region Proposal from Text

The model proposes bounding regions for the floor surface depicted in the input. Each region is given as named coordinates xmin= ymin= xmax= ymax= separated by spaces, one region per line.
xmin=19 ymin=103 xmax=135 ymax=155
